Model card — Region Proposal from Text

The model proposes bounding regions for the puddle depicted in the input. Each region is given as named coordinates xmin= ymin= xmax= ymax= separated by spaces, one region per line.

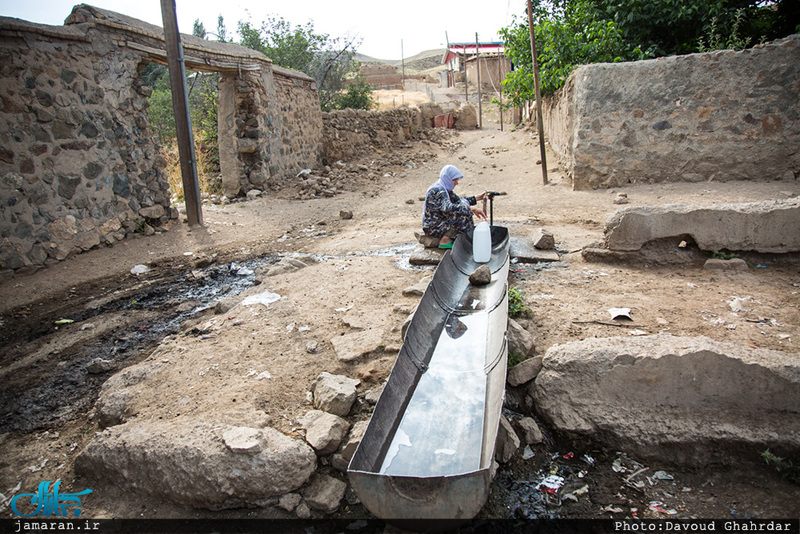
xmin=0 ymin=256 xmax=276 ymax=434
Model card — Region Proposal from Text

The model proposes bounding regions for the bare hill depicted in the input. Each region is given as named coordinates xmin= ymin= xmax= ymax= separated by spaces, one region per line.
xmin=356 ymin=48 xmax=445 ymax=74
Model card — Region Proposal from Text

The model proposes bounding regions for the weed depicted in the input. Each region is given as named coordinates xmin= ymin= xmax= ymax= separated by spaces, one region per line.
xmin=508 ymin=350 xmax=526 ymax=368
xmin=761 ymin=450 xmax=800 ymax=485
xmin=508 ymin=287 xmax=531 ymax=318
xmin=711 ymin=250 xmax=739 ymax=260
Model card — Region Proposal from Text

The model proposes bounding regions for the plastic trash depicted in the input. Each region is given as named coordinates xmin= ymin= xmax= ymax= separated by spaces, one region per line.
xmin=130 ymin=264 xmax=150 ymax=275
xmin=536 ymin=475 xmax=565 ymax=494
xmin=473 ymin=221 xmax=491 ymax=263
xmin=242 ymin=290 xmax=281 ymax=308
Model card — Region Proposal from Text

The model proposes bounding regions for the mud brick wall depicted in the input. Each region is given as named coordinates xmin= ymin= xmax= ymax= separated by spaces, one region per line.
xmin=543 ymin=34 xmax=800 ymax=190
xmin=0 ymin=20 xmax=173 ymax=275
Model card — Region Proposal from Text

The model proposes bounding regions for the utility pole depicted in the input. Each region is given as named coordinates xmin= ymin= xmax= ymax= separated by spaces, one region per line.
xmin=526 ymin=0 xmax=548 ymax=185
xmin=160 ymin=0 xmax=203 ymax=225
xmin=445 ymin=31 xmax=452 ymax=87
xmin=401 ymin=39 xmax=405 ymax=89
xmin=475 ymin=33 xmax=482 ymax=129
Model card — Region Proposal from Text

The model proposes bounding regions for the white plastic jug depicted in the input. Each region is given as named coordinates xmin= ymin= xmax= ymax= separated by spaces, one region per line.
xmin=472 ymin=221 xmax=491 ymax=263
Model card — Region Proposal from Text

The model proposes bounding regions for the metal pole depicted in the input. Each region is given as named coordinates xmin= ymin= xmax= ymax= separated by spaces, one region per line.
xmin=526 ymin=0 xmax=548 ymax=185
xmin=475 ymin=33 xmax=482 ymax=129
xmin=160 ymin=0 xmax=203 ymax=225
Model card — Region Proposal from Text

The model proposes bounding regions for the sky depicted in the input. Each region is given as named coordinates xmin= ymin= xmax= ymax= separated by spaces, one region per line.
xmin=0 ymin=0 xmax=529 ymax=60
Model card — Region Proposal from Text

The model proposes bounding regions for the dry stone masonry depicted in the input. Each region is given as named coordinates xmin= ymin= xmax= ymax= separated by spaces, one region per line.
xmin=543 ymin=34 xmax=800 ymax=190
xmin=0 ymin=5 xmax=323 ymax=274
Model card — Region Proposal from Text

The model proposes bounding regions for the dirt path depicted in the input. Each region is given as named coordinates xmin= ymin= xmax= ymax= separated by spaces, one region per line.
xmin=1 ymin=118 xmax=799 ymax=521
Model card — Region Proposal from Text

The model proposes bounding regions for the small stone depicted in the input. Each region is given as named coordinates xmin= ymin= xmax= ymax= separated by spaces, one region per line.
xmin=86 ymin=358 xmax=115 ymax=374
xmin=222 ymin=427 xmax=263 ymax=454
xmin=339 ymin=210 xmax=353 ymax=220
xmin=306 ymin=341 xmax=318 ymax=354
xmin=469 ymin=265 xmax=492 ymax=285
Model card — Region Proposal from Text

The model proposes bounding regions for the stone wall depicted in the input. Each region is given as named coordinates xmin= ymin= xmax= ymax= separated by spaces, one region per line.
xmin=543 ymin=34 xmax=800 ymax=190
xmin=0 ymin=6 xmax=325 ymax=274
xmin=218 ymin=66 xmax=323 ymax=197
xmin=0 ymin=18 xmax=173 ymax=274
xmin=322 ymin=102 xmax=478 ymax=164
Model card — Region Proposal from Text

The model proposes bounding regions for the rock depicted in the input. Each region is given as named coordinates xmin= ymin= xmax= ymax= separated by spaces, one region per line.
xmin=303 ymin=474 xmax=347 ymax=513
xmin=86 ymin=358 xmax=116 ymax=374
xmin=602 ymin=198 xmax=800 ymax=254
xmin=613 ymin=192 xmax=629 ymax=204
xmin=495 ymin=415 xmax=520 ymax=463
xmin=330 ymin=329 xmax=383 ymax=362
xmin=339 ymin=210 xmax=353 ymax=220
xmin=517 ymin=417 xmax=544 ymax=445
xmin=532 ymin=334 xmax=800 ymax=466
xmin=299 ymin=410 xmax=350 ymax=456
xmin=75 ymin=419 xmax=317 ymax=509
xmin=364 ymin=384 xmax=384 ymax=405
xmin=295 ymin=502 xmax=311 ymax=519
xmin=469 ymin=265 xmax=492 ymax=285
xmin=402 ymin=275 xmax=432 ymax=297
xmin=507 ymin=319 xmax=535 ymax=361
xmin=306 ymin=341 xmax=318 ymax=354
xmin=409 ymin=244 xmax=444 ymax=265
xmin=510 ymin=237 xmax=560 ymax=263
xmin=508 ymin=355 xmax=543 ymax=387
xmin=703 ymin=258 xmax=748 ymax=271
xmin=313 ymin=372 xmax=360 ymax=416
xmin=138 ymin=205 xmax=165 ymax=219
xmin=414 ymin=231 xmax=439 ymax=249
xmin=277 ymin=493 xmax=301 ymax=512
xmin=533 ymin=228 xmax=556 ymax=250
xmin=222 ymin=427 xmax=263 ymax=454
xmin=246 ymin=189 xmax=262 ymax=201
xmin=338 ymin=420 xmax=369 ymax=463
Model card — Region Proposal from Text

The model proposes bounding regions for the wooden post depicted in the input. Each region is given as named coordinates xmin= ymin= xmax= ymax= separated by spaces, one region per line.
xmin=445 ymin=32 xmax=452 ymax=88
xmin=526 ymin=0 xmax=548 ymax=185
xmin=464 ymin=45 xmax=468 ymax=103
xmin=499 ymin=58 xmax=504 ymax=132
xmin=401 ymin=39 xmax=405 ymax=89
xmin=475 ymin=33 xmax=482 ymax=129
xmin=160 ymin=0 xmax=203 ymax=225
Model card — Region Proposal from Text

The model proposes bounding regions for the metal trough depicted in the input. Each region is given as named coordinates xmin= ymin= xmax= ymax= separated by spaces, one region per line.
xmin=348 ymin=226 xmax=510 ymax=520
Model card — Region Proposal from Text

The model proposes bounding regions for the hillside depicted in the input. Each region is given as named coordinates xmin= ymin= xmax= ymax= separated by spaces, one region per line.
xmin=356 ymin=48 xmax=446 ymax=75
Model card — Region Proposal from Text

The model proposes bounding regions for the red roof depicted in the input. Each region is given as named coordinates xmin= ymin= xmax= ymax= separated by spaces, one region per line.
xmin=442 ymin=42 xmax=505 ymax=64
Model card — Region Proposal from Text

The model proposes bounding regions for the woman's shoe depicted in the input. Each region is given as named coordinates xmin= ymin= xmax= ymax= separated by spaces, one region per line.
xmin=438 ymin=242 xmax=453 ymax=249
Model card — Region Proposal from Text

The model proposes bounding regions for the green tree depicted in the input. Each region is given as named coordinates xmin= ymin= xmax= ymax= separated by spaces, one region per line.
xmin=500 ymin=1 xmax=643 ymax=105
xmin=331 ymin=75 xmax=376 ymax=112
xmin=500 ymin=0 xmax=800 ymax=105
xmin=236 ymin=16 xmax=367 ymax=110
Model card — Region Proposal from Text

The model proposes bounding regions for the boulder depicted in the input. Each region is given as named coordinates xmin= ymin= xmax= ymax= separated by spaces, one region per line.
xmin=507 ymin=319 xmax=536 ymax=361
xmin=533 ymin=228 xmax=555 ymax=250
xmin=510 ymin=237 xmax=560 ymax=263
xmin=532 ymin=334 xmax=800 ymax=465
xmin=75 ymin=419 xmax=317 ymax=509
xmin=299 ymin=410 xmax=350 ymax=456
xmin=313 ymin=372 xmax=360 ymax=416
xmin=508 ymin=355 xmax=543 ymax=387
xmin=495 ymin=415 xmax=520 ymax=463
xmin=517 ymin=417 xmax=544 ymax=445
xmin=330 ymin=329 xmax=384 ymax=362
xmin=602 ymin=198 xmax=800 ymax=253
xmin=303 ymin=474 xmax=347 ymax=513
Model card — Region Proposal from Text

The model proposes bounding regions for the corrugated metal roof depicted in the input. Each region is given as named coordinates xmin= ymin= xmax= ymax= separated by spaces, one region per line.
xmin=442 ymin=42 xmax=504 ymax=64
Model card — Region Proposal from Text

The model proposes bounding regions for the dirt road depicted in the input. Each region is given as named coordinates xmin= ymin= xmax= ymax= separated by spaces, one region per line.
xmin=1 ymin=119 xmax=799 ymax=521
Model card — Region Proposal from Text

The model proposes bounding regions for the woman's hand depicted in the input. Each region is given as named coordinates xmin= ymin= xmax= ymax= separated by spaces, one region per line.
xmin=470 ymin=205 xmax=487 ymax=221
xmin=475 ymin=190 xmax=487 ymax=201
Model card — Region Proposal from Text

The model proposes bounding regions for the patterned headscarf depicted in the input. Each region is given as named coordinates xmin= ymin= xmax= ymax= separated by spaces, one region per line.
xmin=431 ymin=164 xmax=464 ymax=192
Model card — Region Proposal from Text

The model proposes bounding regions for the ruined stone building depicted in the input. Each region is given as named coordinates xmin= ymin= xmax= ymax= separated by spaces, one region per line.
xmin=0 ymin=5 xmax=323 ymax=274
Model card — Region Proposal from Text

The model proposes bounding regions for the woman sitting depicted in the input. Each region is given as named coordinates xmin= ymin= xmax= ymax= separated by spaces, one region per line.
xmin=422 ymin=165 xmax=487 ymax=249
